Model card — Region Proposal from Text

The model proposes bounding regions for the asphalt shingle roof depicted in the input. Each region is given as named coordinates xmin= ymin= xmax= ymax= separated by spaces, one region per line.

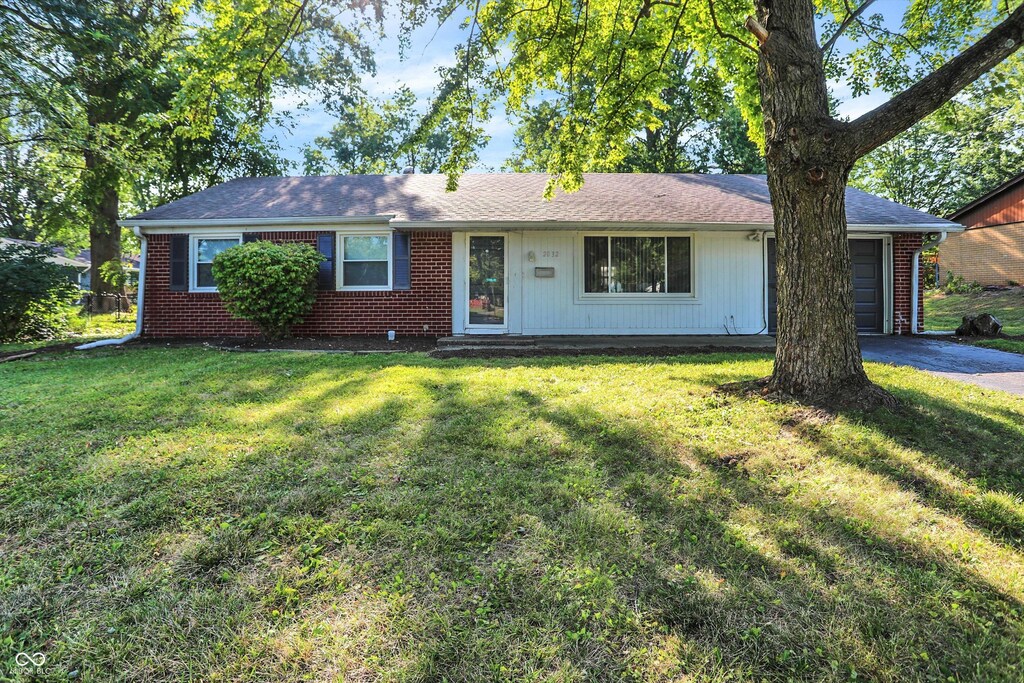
xmin=128 ymin=173 xmax=958 ymax=228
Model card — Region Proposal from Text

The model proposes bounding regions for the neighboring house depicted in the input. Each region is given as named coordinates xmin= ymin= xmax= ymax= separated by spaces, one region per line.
xmin=0 ymin=237 xmax=141 ymax=292
xmin=0 ymin=237 xmax=91 ymax=288
xmin=75 ymin=250 xmax=141 ymax=291
xmin=121 ymin=174 xmax=960 ymax=338
xmin=939 ymin=172 xmax=1024 ymax=286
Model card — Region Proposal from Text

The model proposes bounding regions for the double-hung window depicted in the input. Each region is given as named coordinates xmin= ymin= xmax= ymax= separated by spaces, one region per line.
xmin=582 ymin=234 xmax=693 ymax=296
xmin=338 ymin=233 xmax=392 ymax=290
xmin=190 ymin=234 xmax=242 ymax=292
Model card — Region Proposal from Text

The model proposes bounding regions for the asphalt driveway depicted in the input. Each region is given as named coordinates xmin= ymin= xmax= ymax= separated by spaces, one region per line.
xmin=860 ymin=336 xmax=1024 ymax=396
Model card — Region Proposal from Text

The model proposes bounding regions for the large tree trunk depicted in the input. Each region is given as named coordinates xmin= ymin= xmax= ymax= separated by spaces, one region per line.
xmin=765 ymin=157 xmax=870 ymax=398
xmin=84 ymin=150 xmax=123 ymax=314
xmin=755 ymin=0 xmax=892 ymax=405
xmin=747 ymin=0 xmax=1024 ymax=406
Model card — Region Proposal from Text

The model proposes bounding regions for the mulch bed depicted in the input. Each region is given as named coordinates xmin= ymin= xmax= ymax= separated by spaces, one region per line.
xmin=149 ymin=336 xmax=438 ymax=353
xmin=3 ymin=337 xmax=776 ymax=362
xmin=0 ymin=342 xmax=83 ymax=362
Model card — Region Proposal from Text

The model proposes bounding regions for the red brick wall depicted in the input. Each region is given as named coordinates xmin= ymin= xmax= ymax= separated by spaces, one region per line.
xmin=892 ymin=232 xmax=924 ymax=335
xmin=142 ymin=231 xmax=452 ymax=337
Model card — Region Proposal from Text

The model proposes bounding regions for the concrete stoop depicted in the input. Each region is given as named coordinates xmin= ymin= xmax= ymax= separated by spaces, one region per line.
xmin=436 ymin=334 xmax=777 ymax=352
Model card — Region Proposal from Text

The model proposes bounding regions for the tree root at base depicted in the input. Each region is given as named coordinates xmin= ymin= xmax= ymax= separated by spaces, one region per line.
xmin=719 ymin=376 xmax=900 ymax=412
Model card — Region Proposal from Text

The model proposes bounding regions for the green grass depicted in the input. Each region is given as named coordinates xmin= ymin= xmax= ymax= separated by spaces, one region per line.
xmin=975 ymin=339 xmax=1024 ymax=355
xmin=1 ymin=312 xmax=135 ymax=352
xmin=925 ymin=288 xmax=1024 ymax=334
xmin=2 ymin=348 xmax=1024 ymax=681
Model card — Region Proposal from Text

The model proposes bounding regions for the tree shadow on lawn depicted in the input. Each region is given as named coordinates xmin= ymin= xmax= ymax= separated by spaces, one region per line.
xmin=4 ymin=351 xmax=1024 ymax=681
xmin=794 ymin=380 xmax=1024 ymax=549
xmin=210 ymin=377 xmax=1024 ymax=680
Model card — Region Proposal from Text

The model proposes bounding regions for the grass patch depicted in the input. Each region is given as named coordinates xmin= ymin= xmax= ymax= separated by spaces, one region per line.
xmin=975 ymin=339 xmax=1024 ymax=355
xmin=2 ymin=348 xmax=1024 ymax=680
xmin=925 ymin=288 xmax=1024 ymax=334
xmin=1 ymin=312 xmax=135 ymax=352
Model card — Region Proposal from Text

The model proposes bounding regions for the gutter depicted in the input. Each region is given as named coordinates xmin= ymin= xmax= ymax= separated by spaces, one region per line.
xmin=391 ymin=220 xmax=962 ymax=233
xmin=117 ymin=215 xmax=394 ymax=229
xmin=910 ymin=231 xmax=947 ymax=335
xmin=76 ymin=226 xmax=147 ymax=350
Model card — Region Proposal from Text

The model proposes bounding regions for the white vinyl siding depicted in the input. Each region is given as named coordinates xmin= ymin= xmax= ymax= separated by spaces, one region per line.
xmin=452 ymin=230 xmax=767 ymax=335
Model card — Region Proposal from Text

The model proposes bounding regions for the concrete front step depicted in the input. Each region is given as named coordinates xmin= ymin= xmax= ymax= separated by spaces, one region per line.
xmin=436 ymin=336 xmax=537 ymax=348
xmin=435 ymin=345 xmax=537 ymax=352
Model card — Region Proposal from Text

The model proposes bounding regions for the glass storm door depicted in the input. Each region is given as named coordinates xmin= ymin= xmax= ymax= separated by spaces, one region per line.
xmin=467 ymin=235 xmax=506 ymax=327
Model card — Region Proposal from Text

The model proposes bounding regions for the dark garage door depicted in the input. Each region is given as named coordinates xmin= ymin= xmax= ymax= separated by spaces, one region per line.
xmin=767 ymin=238 xmax=885 ymax=334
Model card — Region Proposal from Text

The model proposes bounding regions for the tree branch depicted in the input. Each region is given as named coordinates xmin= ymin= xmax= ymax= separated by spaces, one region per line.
xmin=847 ymin=2 xmax=1024 ymax=159
xmin=821 ymin=0 xmax=878 ymax=54
xmin=708 ymin=0 xmax=758 ymax=53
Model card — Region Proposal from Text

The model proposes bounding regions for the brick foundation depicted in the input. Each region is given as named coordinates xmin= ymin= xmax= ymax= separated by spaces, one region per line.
xmin=142 ymin=231 xmax=452 ymax=337
xmin=892 ymin=232 xmax=924 ymax=335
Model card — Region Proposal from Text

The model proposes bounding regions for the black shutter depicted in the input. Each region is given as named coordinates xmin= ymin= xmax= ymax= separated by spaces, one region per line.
xmin=242 ymin=232 xmax=260 ymax=243
xmin=316 ymin=234 xmax=335 ymax=290
xmin=169 ymin=234 xmax=188 ymax=291
xmin=392 ymin=232 xmax=411 ymax=290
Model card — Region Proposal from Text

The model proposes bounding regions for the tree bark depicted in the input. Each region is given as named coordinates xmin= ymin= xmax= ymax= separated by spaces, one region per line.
xmin=83 ymin=149 xmax=123 ymax=314
xmin=747 ymin=0 xmax=1024 ymax=406
xmin=754 ymin=0 xmax=884 ymax=404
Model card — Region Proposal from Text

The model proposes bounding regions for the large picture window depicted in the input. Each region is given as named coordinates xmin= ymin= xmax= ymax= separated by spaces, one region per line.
xmin=191 ymin=235 xmax=242 ymax=292
xmin=339 ymin=234 xmax=391 ymax=289
xmin=583 ymin=235 xmax=692 ymax=295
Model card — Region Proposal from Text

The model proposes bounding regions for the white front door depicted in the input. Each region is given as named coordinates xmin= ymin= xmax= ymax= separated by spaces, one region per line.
xmin=466 ymin=234 xmax=508 ymax=331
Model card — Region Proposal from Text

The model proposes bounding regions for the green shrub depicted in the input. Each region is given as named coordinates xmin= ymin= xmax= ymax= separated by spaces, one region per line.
xmin=944 ymin=272 xmax=981 ymax=295
xmin=0 ymin=241 xmax=80 ymax=342
xmin=211 ymin=241 xmax=323 ymax=340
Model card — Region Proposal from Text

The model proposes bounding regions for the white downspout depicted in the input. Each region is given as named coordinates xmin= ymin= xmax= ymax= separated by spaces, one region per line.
xmin=910 ymin=231 xmax=947 ymax=335
xmin=76 ymin=226 xmax=147 ymax=350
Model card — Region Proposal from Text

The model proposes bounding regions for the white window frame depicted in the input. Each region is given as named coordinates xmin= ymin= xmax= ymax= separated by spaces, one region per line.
xmin=577 ymin=231 xmax=697 ymax=301
xmin=190 ymin=233 xmax=242 ymax=292
xmin=337 ymin=231 xmax=393 ymax=291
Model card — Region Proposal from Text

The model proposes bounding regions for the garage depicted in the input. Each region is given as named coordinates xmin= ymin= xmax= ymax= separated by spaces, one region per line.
xmin=767 ymin=237 xmax=886 ymax=334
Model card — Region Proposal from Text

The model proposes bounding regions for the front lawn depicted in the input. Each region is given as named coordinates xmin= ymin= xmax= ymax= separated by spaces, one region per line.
xmin=1 ymin=312 xmax=135 ymax=353
xmin=925 ymin=287 xmax=1024 ymax=334
xmin=2 ymin=348 xmax=1024 ymax=681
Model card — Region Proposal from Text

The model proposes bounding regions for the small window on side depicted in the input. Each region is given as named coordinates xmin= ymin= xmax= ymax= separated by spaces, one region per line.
xmin=191 ymin=235 xmax=242 ymax=292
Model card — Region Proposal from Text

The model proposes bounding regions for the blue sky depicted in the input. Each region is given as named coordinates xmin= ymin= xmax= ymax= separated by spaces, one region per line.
xmin=268 ymin=4 xmax=896 ymax=173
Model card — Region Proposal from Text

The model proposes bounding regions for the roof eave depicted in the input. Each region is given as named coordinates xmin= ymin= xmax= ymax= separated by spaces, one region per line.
xmin=120 ymin=215 xmax=395 ymax=229
xmin=121 ymin=217 xmax=961 ymax=233
xmin=949 ymin=172 xmax=1024 ymax=220
xmin=392 ymin=220 xmax=963 ymax=233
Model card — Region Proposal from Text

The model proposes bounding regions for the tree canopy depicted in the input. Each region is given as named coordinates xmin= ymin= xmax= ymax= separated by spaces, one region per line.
xmin=851 ymin=55 xmax=1024 ymax=216
xmin=505 ymin=49 xmax=766 ymax=174
xmin=412 ymin=0 xmax=1023 ymax=197
xmin=0 ymin=0 xmax=392 ymax=298
xmin=302 ymin=87 xmax=474 ymax=175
